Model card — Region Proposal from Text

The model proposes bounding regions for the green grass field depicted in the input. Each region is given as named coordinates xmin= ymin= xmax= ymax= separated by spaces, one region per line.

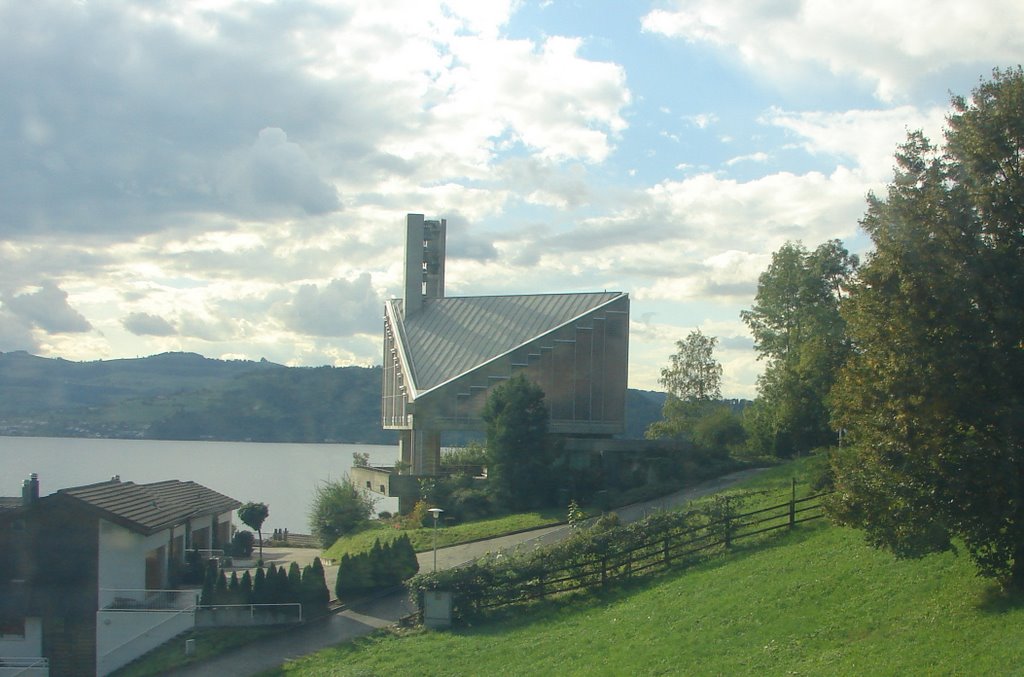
xmin=268 ymin=456 xmax=1024 ymax=676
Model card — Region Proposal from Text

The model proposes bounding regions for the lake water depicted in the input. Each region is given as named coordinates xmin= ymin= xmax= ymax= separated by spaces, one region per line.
xmin=0 ymin=436 xmax=399 ymax=535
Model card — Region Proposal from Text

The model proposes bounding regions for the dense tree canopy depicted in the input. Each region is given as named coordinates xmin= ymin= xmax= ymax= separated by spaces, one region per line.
xmin=827 ymin=68 xmax=1024 ymax=584
xmin=741 ymin=240 xmax=857 ymax=456
xmin=482 ymin=374 xmax=552 ymax=511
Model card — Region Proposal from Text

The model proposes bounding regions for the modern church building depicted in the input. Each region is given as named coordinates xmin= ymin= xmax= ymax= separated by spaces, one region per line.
xmin=380 ymin=214 xmax=630 ymax=481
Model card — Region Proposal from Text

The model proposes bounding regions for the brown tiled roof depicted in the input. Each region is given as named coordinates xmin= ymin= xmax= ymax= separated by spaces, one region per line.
xmin=54 ymin=479 xmax=240 ymax=535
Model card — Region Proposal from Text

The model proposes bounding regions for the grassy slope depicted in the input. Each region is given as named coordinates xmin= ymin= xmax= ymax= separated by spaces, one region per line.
xmin=323 ymin=509 xmax=565 ymax=559
xmin=271 ymin=458 xmax=1024 ymax=676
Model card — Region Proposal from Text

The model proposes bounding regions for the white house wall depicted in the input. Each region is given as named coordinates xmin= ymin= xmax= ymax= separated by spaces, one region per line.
xmin=97 ymin=520 xmax=168 ymax=597
xmin=95 ymin=609 xmax=194 ymax=677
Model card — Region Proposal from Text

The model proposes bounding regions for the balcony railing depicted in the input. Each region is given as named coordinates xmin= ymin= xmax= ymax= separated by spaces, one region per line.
xmin=0 ymin=657 xmax=49 ymax=677
xmin=99 ymin=588 xmax=199 ymax=611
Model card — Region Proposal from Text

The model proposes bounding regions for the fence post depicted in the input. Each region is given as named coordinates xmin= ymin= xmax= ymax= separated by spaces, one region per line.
xmin=789 ymin=477 xmax=796 ymax=529
xmin=601 ymin=556 xmax=607 ymax=586
xmin=663 ymin=536 xmax=671 ymax=568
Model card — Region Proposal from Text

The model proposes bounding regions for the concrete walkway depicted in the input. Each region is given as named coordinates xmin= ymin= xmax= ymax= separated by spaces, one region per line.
xmin=172 ymin=467 xmax=765 ymax=676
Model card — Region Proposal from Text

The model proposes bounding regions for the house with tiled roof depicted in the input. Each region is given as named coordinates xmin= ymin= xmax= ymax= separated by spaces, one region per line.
xmin=0 ymin=473 xmax=240 ymax=677
xmin=364 ymin=214 xmax=629 ymax=509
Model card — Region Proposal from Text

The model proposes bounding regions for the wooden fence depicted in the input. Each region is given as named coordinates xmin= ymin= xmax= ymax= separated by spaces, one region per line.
xmin=415 ymin=488 xmax=830 ymax=617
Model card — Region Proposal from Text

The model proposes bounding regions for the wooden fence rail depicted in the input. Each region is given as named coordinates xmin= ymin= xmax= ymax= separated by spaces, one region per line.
xmin=417 ymin=490 xmax=831 ymax=616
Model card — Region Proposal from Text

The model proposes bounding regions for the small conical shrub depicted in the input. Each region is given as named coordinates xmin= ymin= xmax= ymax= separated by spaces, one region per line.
xmin=200 ymin=558 xmax=219 ymax=606
xmin=288 ymin=561 xmax=302 ymax=600
xmin=252 ymin=566 xmax=268 ymax=605
xmin=240 ymin=570 xmax=253 ymax=604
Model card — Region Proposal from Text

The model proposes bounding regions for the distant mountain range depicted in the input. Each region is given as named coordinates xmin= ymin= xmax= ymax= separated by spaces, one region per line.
xmin=0 ymin=351 xmax=670 ymax=444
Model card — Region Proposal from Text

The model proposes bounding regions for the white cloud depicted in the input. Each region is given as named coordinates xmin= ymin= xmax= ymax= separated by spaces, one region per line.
xmin=122 ymin=312 xmax=177 ymax=337
xmin=725 ymin=151 xmax=769 ymax=166
xmin=642 ymin=0 xmax=1024 ymax=101
xmin=764 ymin=105 xmax=947 ymax=181
xmin=384 ymin=34 xmax=631 ymax=171
xmin=684 ymin=113 xmax=718 ymax=129
xmin=218 ymin=128 xmax=340 ymax=217
xmin=2 ymin=282 xmax=92 ymax=334
xmin=275 ymin=274 xmax=382 ymax=337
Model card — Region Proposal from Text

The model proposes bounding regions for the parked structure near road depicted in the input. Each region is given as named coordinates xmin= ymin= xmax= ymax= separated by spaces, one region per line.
xmin=0 ymin=473 xmax=239 ymax=677
xmin=361 ymin=214 xmax=630 ymax=511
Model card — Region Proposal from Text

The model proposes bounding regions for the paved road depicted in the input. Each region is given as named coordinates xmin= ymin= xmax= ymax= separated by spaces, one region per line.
xmin=172 ymin=467 xmax=764 ymax=676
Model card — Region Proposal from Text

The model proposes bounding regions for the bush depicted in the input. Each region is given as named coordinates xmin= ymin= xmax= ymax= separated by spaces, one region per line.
xmin=441 ymin=442 xmax=488 ymax=469
xmin=448 ymin=487 xmax=492 ymax=522
xmin=309 ymin=475 xmax=378 ymax=548
xmin=403 ymin=499 xmax=431 ymax=529
xmin=231 ymin=530 xmax=255 ymax=557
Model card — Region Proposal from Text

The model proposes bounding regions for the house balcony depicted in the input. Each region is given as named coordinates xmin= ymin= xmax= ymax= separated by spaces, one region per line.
xmin=99 ymin=588 xmax=199 ymax=611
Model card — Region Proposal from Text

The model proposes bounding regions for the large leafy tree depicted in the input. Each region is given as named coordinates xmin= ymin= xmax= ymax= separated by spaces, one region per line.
xmin=741 ymin=240 xmax=857 ymax=456
xmin=482 ymin=374 xmax=552 ymax=511
xmin=827 ymin=68 xmax=1024 ymax=585
xmin=646 ymin=329 xmax=725 ymax=441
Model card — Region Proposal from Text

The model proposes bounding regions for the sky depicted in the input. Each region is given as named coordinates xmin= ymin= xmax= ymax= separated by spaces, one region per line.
xmin=1 ymin=0 xmax=1022 ymax=398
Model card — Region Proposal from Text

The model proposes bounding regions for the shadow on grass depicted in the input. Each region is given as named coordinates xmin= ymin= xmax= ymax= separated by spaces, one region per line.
xmin=448 ymin=522 xmax=831 ymax=637
xmin=977 ymin=583 xmax=1024 ymax=614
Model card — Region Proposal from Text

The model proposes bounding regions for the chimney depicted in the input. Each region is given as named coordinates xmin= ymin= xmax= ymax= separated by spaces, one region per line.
xmin=21 ymin=473 xmax=39 ymax=506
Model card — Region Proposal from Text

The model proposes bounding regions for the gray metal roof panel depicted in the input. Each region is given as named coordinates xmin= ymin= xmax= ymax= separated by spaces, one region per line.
xmin=393 ymin=292 xmax=626 ymax=392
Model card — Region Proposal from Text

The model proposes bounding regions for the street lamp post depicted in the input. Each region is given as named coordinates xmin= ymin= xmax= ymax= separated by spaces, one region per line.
xmin=428 ymin=507 xmax=444 ymax=572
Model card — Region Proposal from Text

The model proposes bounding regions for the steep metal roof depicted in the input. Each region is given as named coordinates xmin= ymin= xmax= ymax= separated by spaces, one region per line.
xmin=56 ymin=478 xmax=240 ymax=535
xmin=390 ymin=291 xmax=626 ymax=394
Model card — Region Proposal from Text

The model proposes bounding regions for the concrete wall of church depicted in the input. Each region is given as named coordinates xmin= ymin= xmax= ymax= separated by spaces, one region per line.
xmin=382 ymin=313 xmax=411 ymax=429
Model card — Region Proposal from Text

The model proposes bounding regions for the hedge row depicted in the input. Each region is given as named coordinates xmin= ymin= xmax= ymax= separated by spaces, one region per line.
xmin=335 ymin=534 xmax=419 ymax=602
xmin=200 ymin=557 xmax=331 ymax=618
xmin=407 ymin=493 xmax=754 ymax=620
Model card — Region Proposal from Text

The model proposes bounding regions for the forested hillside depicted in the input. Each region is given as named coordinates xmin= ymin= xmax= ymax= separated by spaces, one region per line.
xmin=0 ymin=352 xmax=668 ymax=444
xmin=0 ymin=351 xmax=392 ymax=443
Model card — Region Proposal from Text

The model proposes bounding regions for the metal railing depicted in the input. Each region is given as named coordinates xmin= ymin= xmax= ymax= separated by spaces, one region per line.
xmin=99 ymin=588 xmax=199 ymax=611
xmin=0 ymin=656 xmax=50 ymax=677
xmin=195 ymin=602 xmax=303 ymax=626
